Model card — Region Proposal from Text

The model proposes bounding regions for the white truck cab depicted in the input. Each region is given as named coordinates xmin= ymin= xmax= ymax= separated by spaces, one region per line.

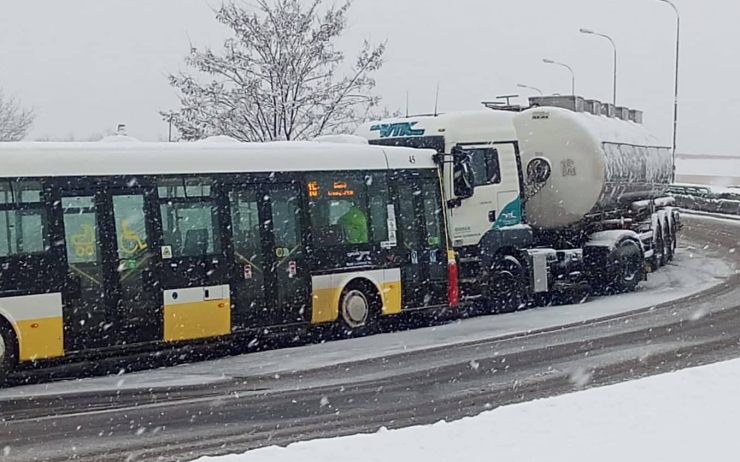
xmin=356 ymin=110 xmax=525 ymax=250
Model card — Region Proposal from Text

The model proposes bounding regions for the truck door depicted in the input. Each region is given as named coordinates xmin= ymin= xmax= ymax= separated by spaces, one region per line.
xmin=451 ymin=143 xmax=522 ymax=236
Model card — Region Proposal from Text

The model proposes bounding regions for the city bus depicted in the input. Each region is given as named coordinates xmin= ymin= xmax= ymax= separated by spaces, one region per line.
xmin=0 ymin=139 xmax=458 ymax=382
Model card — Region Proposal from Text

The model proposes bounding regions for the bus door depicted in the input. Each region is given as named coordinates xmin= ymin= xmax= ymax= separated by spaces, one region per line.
xmin=108 ymin=190 xmax=161 ymax=344
xmin=155 ymin=177 xmax=232 ymax=342
xmin=395 ymin=175 xmax=448 ymax=309
xmin=227 ymin=185 xmax=268 ymax=330
xmin=264 ymin=183 xmax=310 ymax=326
xmin=60 ymin=190 xmax=112 ymax=351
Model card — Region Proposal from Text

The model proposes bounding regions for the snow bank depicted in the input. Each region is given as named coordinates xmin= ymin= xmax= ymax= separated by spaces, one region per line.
xmin=200 ymin=357 xmax=740 ymax=462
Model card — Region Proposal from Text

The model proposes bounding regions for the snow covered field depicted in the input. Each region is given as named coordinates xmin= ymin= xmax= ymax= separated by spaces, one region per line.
xmin=201 ymin=356 xmax=740 ymax=462
xmin=0 ymin=244 xmax=732 ymax=401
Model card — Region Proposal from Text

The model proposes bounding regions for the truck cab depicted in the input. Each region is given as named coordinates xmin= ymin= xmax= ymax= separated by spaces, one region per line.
xmin=356 ymin=110 xmax=526 ymax=248
xmin=356 ymin=110 xmax=533 ymax=303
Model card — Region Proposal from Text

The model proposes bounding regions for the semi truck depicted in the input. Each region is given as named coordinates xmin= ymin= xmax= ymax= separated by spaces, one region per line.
xmin=355 ymin=95 xmax=679 ymax=309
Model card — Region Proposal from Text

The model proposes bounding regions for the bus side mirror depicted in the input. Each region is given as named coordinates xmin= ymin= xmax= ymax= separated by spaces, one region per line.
xmin=452 ymin=149 xmax=475 ymax=200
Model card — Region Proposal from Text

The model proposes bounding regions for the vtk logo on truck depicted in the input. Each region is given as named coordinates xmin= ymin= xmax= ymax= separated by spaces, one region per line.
xmin=370 ymin=122 xmax=426 ymax=138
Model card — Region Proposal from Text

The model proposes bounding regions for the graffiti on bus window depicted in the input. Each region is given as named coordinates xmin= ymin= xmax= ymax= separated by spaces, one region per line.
xmin=118 ymin=219 xmax=148 ymax=256
xmin=70 ymin=223 xmax=96 ymax=260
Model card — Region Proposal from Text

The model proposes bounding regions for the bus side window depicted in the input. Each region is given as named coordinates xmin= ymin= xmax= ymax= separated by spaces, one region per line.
xmin=269 ymin=187 xmax=302 ymax=249
xmin=0 ymin=180 xmax=48 ymax=258
xmin=158 ymin=177 xmax=221 ymax=257
xmin=307 ymin=173 xmax=375 ymax=246
xmin=229 ymin=190 xmax=262 ymax=262
xmin=422 ymin=182 xmax=443 ymax=248
xmin=367 ymin=173 xmax=389 ymax=243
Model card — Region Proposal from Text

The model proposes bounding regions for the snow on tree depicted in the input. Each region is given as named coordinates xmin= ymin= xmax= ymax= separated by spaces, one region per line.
xmin=0 ymin=90 xmax=35 ymax=141
xmin=165 ymin=0 xmax=386 ymax=142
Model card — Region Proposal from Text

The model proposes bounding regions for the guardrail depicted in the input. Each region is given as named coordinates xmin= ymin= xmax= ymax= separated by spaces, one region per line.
xmin=672 ymin=194 xmax=740 ymax=216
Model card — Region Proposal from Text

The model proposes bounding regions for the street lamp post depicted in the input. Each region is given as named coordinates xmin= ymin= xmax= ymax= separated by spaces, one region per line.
xmin=167 ymin=111 xmax=175 ymax=142
xmin=580 ymin=28 xmax=617 ymax=105
xmin=656 ymin=0 xmax=680 ymax=182
xmin=517 ymin=83 xmax=543 ymax=95
xmin=543 ymin=59 xmax=576 ymax=96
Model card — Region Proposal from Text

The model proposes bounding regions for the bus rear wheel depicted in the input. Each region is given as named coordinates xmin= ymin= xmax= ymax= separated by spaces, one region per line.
xmin=0 ymin=324 xmax=18 ymax=386
xmin=338 ymin=282 xmax=379 ymax=337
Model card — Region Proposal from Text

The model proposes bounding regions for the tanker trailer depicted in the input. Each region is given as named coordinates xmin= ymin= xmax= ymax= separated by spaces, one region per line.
xmin=513 ymin=101 xmax=678 ymax=294
xmin=356 ymin=96 xmax=679 ymax=308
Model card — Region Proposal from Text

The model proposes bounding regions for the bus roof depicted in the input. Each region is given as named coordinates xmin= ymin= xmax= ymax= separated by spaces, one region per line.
xmin=0 ymin=140 xmax=437 ymax=178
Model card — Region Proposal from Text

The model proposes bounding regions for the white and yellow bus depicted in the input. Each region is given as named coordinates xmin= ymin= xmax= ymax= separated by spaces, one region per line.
xmin=0 ymin=139 xmax=458 ymax=382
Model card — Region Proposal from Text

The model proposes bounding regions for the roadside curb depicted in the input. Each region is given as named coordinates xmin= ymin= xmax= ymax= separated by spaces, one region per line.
xmin=681 ymin=209 xmax=740 ymax=221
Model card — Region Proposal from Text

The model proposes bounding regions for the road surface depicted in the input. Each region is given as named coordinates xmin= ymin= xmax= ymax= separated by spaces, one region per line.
xmin=0 ymin=215 xmax=737 ymax=462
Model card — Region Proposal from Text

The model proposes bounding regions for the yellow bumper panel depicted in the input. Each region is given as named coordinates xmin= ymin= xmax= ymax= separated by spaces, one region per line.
xmin=164 ymin=300 xmax=231 ymax=342
xmin=311 ymin=287 xmax=343 ymax=324
xmin=15 ymin=316 xmax=64 ymax=361
xmin=0 ymin=293 xmax=65 ymax=362
xmin=381 ymin=281 xmax=402 ymax=315
xmin=163 ymin=286 xmax=231 ymax=342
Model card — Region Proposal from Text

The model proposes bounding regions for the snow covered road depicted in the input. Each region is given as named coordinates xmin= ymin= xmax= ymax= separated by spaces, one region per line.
xmin=0 ymin=215 xmax=737 ymax=462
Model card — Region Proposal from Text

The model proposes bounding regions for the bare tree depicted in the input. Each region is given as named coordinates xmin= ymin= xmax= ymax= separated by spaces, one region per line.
xmin=164 ymin=0 xmax=385 ymax=142
xmin=0 ymin=90 xmax=35 ymax=141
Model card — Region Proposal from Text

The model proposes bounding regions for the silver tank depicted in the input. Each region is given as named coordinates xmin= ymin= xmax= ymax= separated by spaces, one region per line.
xmin=513 ymin=106 xmax=672 ymax=229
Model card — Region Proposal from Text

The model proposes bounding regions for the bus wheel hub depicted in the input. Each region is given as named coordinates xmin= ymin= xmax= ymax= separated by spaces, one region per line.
xmin=342 ymin=290 xmax=369 ymax=328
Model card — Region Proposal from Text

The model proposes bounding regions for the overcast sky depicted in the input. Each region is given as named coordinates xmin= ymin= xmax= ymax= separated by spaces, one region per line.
xmin=0 ymin=0 xmax=737 ymax=154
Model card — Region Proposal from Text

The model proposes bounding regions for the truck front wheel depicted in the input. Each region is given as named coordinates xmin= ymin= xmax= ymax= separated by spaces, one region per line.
xmin=606 ymin=239 xmax=644 ymax=294
xmin=488 ymin=255 xmax=530 ymax=313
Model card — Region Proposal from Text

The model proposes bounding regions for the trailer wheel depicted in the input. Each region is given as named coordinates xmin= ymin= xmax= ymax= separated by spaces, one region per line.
xmin=606 ymin=239 xmax=644 ymax=294
xmin=670 ymin=216 xmax=678 ymax=257
xmin=653 ymin=223 xmax=665 ymax=269
xmin=337 ymin=281 xmax=380 ymax=338
xmin=489 ymin=255 xmax=529 ymax=313
xmin=0 ymin=323 xmax=18 ymax=386
xmin=664 ymin=219 xmax=674 ymax=262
